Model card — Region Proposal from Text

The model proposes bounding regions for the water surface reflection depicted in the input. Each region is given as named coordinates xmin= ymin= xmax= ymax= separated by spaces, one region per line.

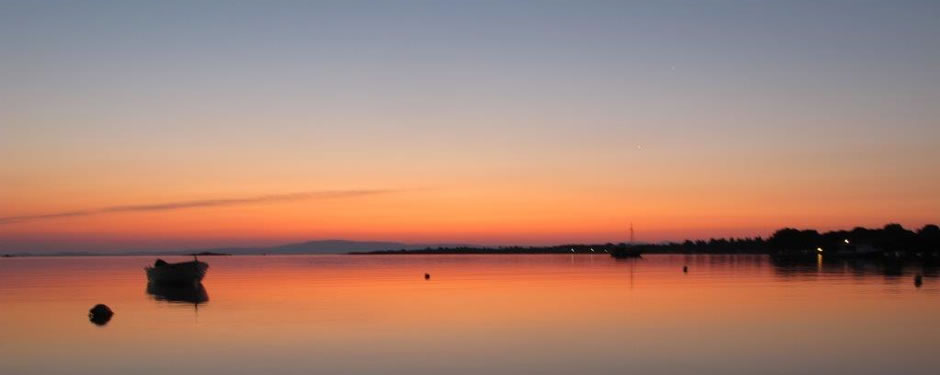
xmin=0 ymin=254 xmax=937 ymax=375
xmin=146 ymin=283 xmax=209 ymax=306
xmin=768 ymin=255 xmax=937 ymax=281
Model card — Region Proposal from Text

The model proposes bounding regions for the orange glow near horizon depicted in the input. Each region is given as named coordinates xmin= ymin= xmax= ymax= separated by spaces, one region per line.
xmin=1 ymin=181 xmax=937 ymax=251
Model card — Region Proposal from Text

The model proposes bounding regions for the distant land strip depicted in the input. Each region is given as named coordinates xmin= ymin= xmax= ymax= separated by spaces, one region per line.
xmin=354 ymin=223 xmax=940 ymax=259
xmin=2 ymin=224 xmax=938 ymax=259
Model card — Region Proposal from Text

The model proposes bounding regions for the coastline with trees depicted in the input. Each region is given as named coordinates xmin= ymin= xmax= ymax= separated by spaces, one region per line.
xmin=354 ymin=224 xmax=940 ymax=259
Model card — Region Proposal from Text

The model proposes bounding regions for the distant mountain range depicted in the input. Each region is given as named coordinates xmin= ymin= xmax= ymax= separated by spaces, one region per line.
xmin=176 ymin=240 xmax=464 ymax=255
xmin=3 ymin=240 xmax=473 ymax=257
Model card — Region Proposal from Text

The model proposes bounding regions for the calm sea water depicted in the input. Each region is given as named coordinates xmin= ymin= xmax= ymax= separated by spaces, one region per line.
xmin=1 ymin=254 xmax=937 ymax=375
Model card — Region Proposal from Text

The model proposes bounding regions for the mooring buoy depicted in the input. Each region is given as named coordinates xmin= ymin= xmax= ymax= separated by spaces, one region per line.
xmin=89 ymin=304 xmax=114 ymax=326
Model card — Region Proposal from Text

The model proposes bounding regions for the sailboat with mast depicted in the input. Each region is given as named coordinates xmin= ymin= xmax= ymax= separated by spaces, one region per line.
xmin=610 ymin=223 xmax=642 ymax=258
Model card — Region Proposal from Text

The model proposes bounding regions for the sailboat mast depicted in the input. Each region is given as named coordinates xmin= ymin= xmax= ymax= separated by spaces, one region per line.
xmin=630 ymin=223 xmax=635 ymax=244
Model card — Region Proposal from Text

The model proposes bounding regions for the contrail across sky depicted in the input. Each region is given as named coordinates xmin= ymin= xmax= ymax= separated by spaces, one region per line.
xmin=0 ymin=190 xmax=393 ymax=225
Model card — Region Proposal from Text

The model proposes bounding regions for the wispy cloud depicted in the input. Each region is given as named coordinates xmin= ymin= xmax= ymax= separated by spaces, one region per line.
xmin=0 ymin=190 xmax=392 ymax=225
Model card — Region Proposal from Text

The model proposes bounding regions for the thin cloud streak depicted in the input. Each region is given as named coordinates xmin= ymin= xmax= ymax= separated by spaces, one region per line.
xmin=0 ymin=190 xmax=393 ymax=225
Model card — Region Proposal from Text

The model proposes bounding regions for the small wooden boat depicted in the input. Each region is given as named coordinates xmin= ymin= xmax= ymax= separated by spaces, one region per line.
xmin=145 ymin=256 xmax=208 ymax=285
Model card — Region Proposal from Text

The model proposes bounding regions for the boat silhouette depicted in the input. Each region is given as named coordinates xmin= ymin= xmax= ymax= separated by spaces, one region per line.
xmin=145 ymin=256 xmax=208 ymax=285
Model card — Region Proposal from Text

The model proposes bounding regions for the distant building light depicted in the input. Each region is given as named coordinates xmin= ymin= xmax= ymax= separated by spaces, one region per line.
xmin=844 ymin=239 xmax=850 ymax=244
xmin=817 ymin=247 xmax=824 ymax=252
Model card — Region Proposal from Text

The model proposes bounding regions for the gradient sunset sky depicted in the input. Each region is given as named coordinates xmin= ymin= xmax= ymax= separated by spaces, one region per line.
xmin=2 ymin=1 xmax=938 ymax=252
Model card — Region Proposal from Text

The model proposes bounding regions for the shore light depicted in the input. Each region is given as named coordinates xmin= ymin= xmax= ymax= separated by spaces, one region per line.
xmin=844 ymin=239 xmax=850 ymax=244
xmin=817 ymin=247 xmax=824 ymax=252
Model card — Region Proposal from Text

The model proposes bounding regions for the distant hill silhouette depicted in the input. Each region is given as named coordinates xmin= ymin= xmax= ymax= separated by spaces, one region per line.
xmin=0 ymin=240 xmax=471 ymax=256
xmin=132 ymin=240 xmax=470 ymax=256
xmin=268 ymin=240 xmax=419 ymax=254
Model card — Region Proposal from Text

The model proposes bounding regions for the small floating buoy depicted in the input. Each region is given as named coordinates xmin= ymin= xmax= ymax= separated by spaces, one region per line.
xmin=914 ymin=274 xmax=923 ymax=287
xmin=89 ymin=304 xmax=113 ymax=326
xmin=424 ymin=273 xmax=430 ymax=280
xmin=683 ymin=266 xmax=688 ymax=273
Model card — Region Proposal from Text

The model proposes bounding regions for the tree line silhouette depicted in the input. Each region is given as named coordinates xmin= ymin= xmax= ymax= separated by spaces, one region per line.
xmin=356 ymin=224 xmax=939 ymax=257
xmin=668 ymin=223 xmax=939 ymax=256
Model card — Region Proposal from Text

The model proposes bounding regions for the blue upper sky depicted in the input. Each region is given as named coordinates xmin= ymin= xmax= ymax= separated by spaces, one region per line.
xmin=1 ymin=1 xmax=938 ymax=251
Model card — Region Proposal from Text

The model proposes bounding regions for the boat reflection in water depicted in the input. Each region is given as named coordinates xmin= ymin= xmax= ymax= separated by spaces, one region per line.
xmin=146 ymin=282 xmax=209 ymax=307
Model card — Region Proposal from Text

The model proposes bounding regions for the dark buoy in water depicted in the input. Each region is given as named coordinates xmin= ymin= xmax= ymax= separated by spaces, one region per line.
xmin=914 ymin=274 xmax=923 ymax=288
xmin=89 ymin=304 xmax=113 ymax=326
xmin=683 ymin=266 xmax=688 ymax=273
xmin=424 ymin=273 xmax=430 ymax=280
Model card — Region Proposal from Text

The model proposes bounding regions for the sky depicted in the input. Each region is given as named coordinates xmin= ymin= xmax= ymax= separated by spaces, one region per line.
xmin=1 ymin=0 xmax=939 ymax=252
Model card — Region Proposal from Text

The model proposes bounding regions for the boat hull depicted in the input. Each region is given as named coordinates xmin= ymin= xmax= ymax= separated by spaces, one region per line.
xmin=145 ymin=261 xmax=208 ymax=285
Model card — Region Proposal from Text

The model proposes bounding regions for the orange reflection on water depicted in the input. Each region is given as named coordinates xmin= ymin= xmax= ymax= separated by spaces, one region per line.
xmin=1 ymin=255 xmax=938 ymax=375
